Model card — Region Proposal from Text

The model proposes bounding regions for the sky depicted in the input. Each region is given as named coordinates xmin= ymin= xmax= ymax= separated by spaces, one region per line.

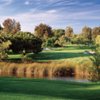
xmin=0 ymin=0 xmax=100 ymax=33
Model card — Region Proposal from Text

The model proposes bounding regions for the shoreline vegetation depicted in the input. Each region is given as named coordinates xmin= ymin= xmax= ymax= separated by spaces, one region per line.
xmin=0 ymin=45 xmax=99 ymax=81
xmin=0 ymin=60 xmax=94 ymax=80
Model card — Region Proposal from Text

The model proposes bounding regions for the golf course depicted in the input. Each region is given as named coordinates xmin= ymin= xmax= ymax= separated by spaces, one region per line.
xmin=0 ymin=0 xmax=100 ymax=99
xmin=0 ymin=45 xmax=100 ymax=100
xmin=0 ymin=77 xmax=100 ymax=100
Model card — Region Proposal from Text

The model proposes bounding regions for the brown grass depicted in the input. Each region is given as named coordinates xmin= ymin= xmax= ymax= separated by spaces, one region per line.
xmin=0 ymin=61 xmax=94 ymax=80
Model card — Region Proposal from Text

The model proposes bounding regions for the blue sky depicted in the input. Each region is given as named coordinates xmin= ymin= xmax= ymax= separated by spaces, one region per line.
xmin=0 ymin=0 xmax=100 ymax=33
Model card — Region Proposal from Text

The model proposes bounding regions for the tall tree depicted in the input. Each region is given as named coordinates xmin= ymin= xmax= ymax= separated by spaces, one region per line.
xmin=92 ymin=27 xmax=100 ymax=40
xmin=53 ymin=29 xmax=65 ymax=38
xmin=0 ymin=25 xmax=3 ymax=30
xmin=3 ymin=18 xmax=21 ymax=34
xmin=0 ymin=25 xmax=3 ymax=33
xmin=95 ymin=35 xmax=100 ymax=46
xmin=82 ymin=26 xmax=92 ymax=44
xmin=34 ymin=23 xmax=52 ymax=40
xmin=0 ymin=40 xmax=11 ymax=60
xmin=65 ymin=26 xmax=73 ymax=38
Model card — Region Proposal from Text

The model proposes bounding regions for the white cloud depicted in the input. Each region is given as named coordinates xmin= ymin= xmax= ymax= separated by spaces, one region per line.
xmin=65 ymin=10 xmax=100 ymax=20
xmin=46 ymin=10 xmax=57 ymax=13
xmin=0 ymin=6 xmax=100 ymax=32
xmin=24 ymin=1 xmax=30 ymax=5
xmin=0 ymin=9 xmax=59 ymax=32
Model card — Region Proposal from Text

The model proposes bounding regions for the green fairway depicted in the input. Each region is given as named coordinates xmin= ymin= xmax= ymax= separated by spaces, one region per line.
xmin=0 ymin=77 xmax=100 ymax=100
xmin=8 ymin=45 xmax=91 ymax=62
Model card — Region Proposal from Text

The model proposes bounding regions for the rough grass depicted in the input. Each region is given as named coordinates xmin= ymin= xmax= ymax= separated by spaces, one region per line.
xmin=0 ymin=77 xmax=100 ymax=100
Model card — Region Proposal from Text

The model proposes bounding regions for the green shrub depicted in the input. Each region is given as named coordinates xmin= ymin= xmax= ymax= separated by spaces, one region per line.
xmin=0 ymin=40 xmax=11 ymax=60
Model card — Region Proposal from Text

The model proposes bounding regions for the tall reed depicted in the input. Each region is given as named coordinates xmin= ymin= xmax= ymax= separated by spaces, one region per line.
xmin=0 ymin=60 xmax=94 ymax=80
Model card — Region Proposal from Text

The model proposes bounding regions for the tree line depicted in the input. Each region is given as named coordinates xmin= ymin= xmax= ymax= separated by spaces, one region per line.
xmin=0 ymin=18 xmax=100 ymax=60
xmin=0 ymin=18 xmax=100 ymax=46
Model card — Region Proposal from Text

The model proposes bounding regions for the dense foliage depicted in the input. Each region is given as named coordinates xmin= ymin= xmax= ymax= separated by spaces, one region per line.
xmin=0 ymin=40 xmax=11 ymax=60
xmin=90 ymin=36 xmax=100 ymax=81
xmin=0 ymin=32 xmax=42 ymax=54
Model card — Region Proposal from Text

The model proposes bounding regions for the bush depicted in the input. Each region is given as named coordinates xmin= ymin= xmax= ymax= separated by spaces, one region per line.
xmin=0 ymin=40 xmax=11 ymax=60
xmin=0 ymin=32 xmax=43 ymax=54
xmin=95 ymin=35 xmax=100 ymax=46
xmin=90 ymin=47 xmax=100 ymax=81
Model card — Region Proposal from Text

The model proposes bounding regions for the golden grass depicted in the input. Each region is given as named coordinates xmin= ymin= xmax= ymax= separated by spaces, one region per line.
xmin=0 ymin=61 xmax=94 ymax=80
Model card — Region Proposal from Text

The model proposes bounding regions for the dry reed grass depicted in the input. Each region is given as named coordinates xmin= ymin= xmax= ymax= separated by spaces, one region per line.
xmin=0 ymin=61 xmax=94 ymax=80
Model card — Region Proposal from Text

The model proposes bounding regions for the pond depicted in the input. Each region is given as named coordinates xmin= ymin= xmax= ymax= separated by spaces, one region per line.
xmin=0 ymin=67 xmax=90 ymax=83
xmin=49 ymin=77 xmax=90 ymax=83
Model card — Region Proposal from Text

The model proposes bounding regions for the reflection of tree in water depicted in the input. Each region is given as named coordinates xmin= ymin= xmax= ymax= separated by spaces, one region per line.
xmin=54 ymin=68 xmax=75 ymax=77
xmin=0 ymin=69 xmax=2 ymax=75
xmin=12 ymin=67 xmax=17 ymax=76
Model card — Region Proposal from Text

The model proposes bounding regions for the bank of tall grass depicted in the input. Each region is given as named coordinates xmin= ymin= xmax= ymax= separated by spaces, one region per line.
xmin=0 ymin=60 xmax=96 ymax=80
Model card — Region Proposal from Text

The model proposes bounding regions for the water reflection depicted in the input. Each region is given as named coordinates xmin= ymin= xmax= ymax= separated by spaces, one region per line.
xmin=49 ymin=77 xmax=90 ymax=83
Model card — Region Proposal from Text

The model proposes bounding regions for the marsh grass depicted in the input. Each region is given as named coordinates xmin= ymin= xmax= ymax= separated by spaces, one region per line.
xmin=0 ymin=60 xmax=94 ymax=80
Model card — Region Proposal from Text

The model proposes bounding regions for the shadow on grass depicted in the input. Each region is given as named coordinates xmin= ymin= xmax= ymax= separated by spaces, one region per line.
xmin=0 ymin=78 xmax=100 ymax=100
xmin=6 ymin=52 xmax=90 ymax=62
xmin=6 ymin=45 xmax=91 ymax=62
xmin=53 ymin=45 xmax=91 ymax=51
xmin=27 ymin=52 xmax=90 ymax=61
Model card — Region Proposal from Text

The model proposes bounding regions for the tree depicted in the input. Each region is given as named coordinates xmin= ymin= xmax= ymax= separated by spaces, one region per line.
xmin=65 ymin=26 xmax=73 ymax=38
xmin=92 ymin=27 xmax=100 ymax=40
xmin=65 ymin=26 xmax=73 ymax=43
xmin=0 ymin=40 xmax=11 ymax=60
xmin=3 ymin=18 xmax=21 ymax=34
xmin=95 ymin=35 xmax=100 ymax=46
xmin=81 ymin=26 xmax=92 ymax=45
xmin=53 ymin=29 xmax=65 ymax=38
xmin=89 ymin=36 xmax=100 ymax=81
xmin=0 ymin=25 xmax=3 ymax=31
xmin=34 ymin=23 xmax=52 ymax=40
xmin=32 ymin=38 xmax=43 ymax=54
xmin=0 ymin=25 xmax=3 ymax=34
xmin=12 ymin=22 xmax=21 ymax=34
xmin=54 ymin=35 xmax=67 ymax=47
xmin=9 ymin=32 xmax=42 ymax=54
xmin=58 ymin=35 xmax=67 ymax=47
xmin=0 ymin=31 xmax=43 ymax=54
xmin=90 ymin=41 xmax=100 ymax=81
xmin=43 ymin=37 xmax=56 ymax=48
xmin=71 ymin=34 xmax=79 ymax=44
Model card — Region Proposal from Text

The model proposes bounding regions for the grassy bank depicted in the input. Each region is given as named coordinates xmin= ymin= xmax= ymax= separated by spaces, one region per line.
xmin=0 ymin=60 xmax=94 ymax=80
xmin=8 ymin=45 xmax=91 ymax=62
xmin=0 ymin=77 xmax=100 ymax=100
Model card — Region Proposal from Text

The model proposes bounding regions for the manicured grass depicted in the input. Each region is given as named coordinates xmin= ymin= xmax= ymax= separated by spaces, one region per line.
xmin=0 ymin=77 xmax=100 ymax=100
xmin=8 ymin=45 xmax=91 ymax=62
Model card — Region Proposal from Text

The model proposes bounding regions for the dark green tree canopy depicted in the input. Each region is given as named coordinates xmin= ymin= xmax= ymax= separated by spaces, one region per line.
xmin=53 ymin=29 xmax=65 ymax=38
xmin=0 ymin=32 xmax=42 ymax=54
